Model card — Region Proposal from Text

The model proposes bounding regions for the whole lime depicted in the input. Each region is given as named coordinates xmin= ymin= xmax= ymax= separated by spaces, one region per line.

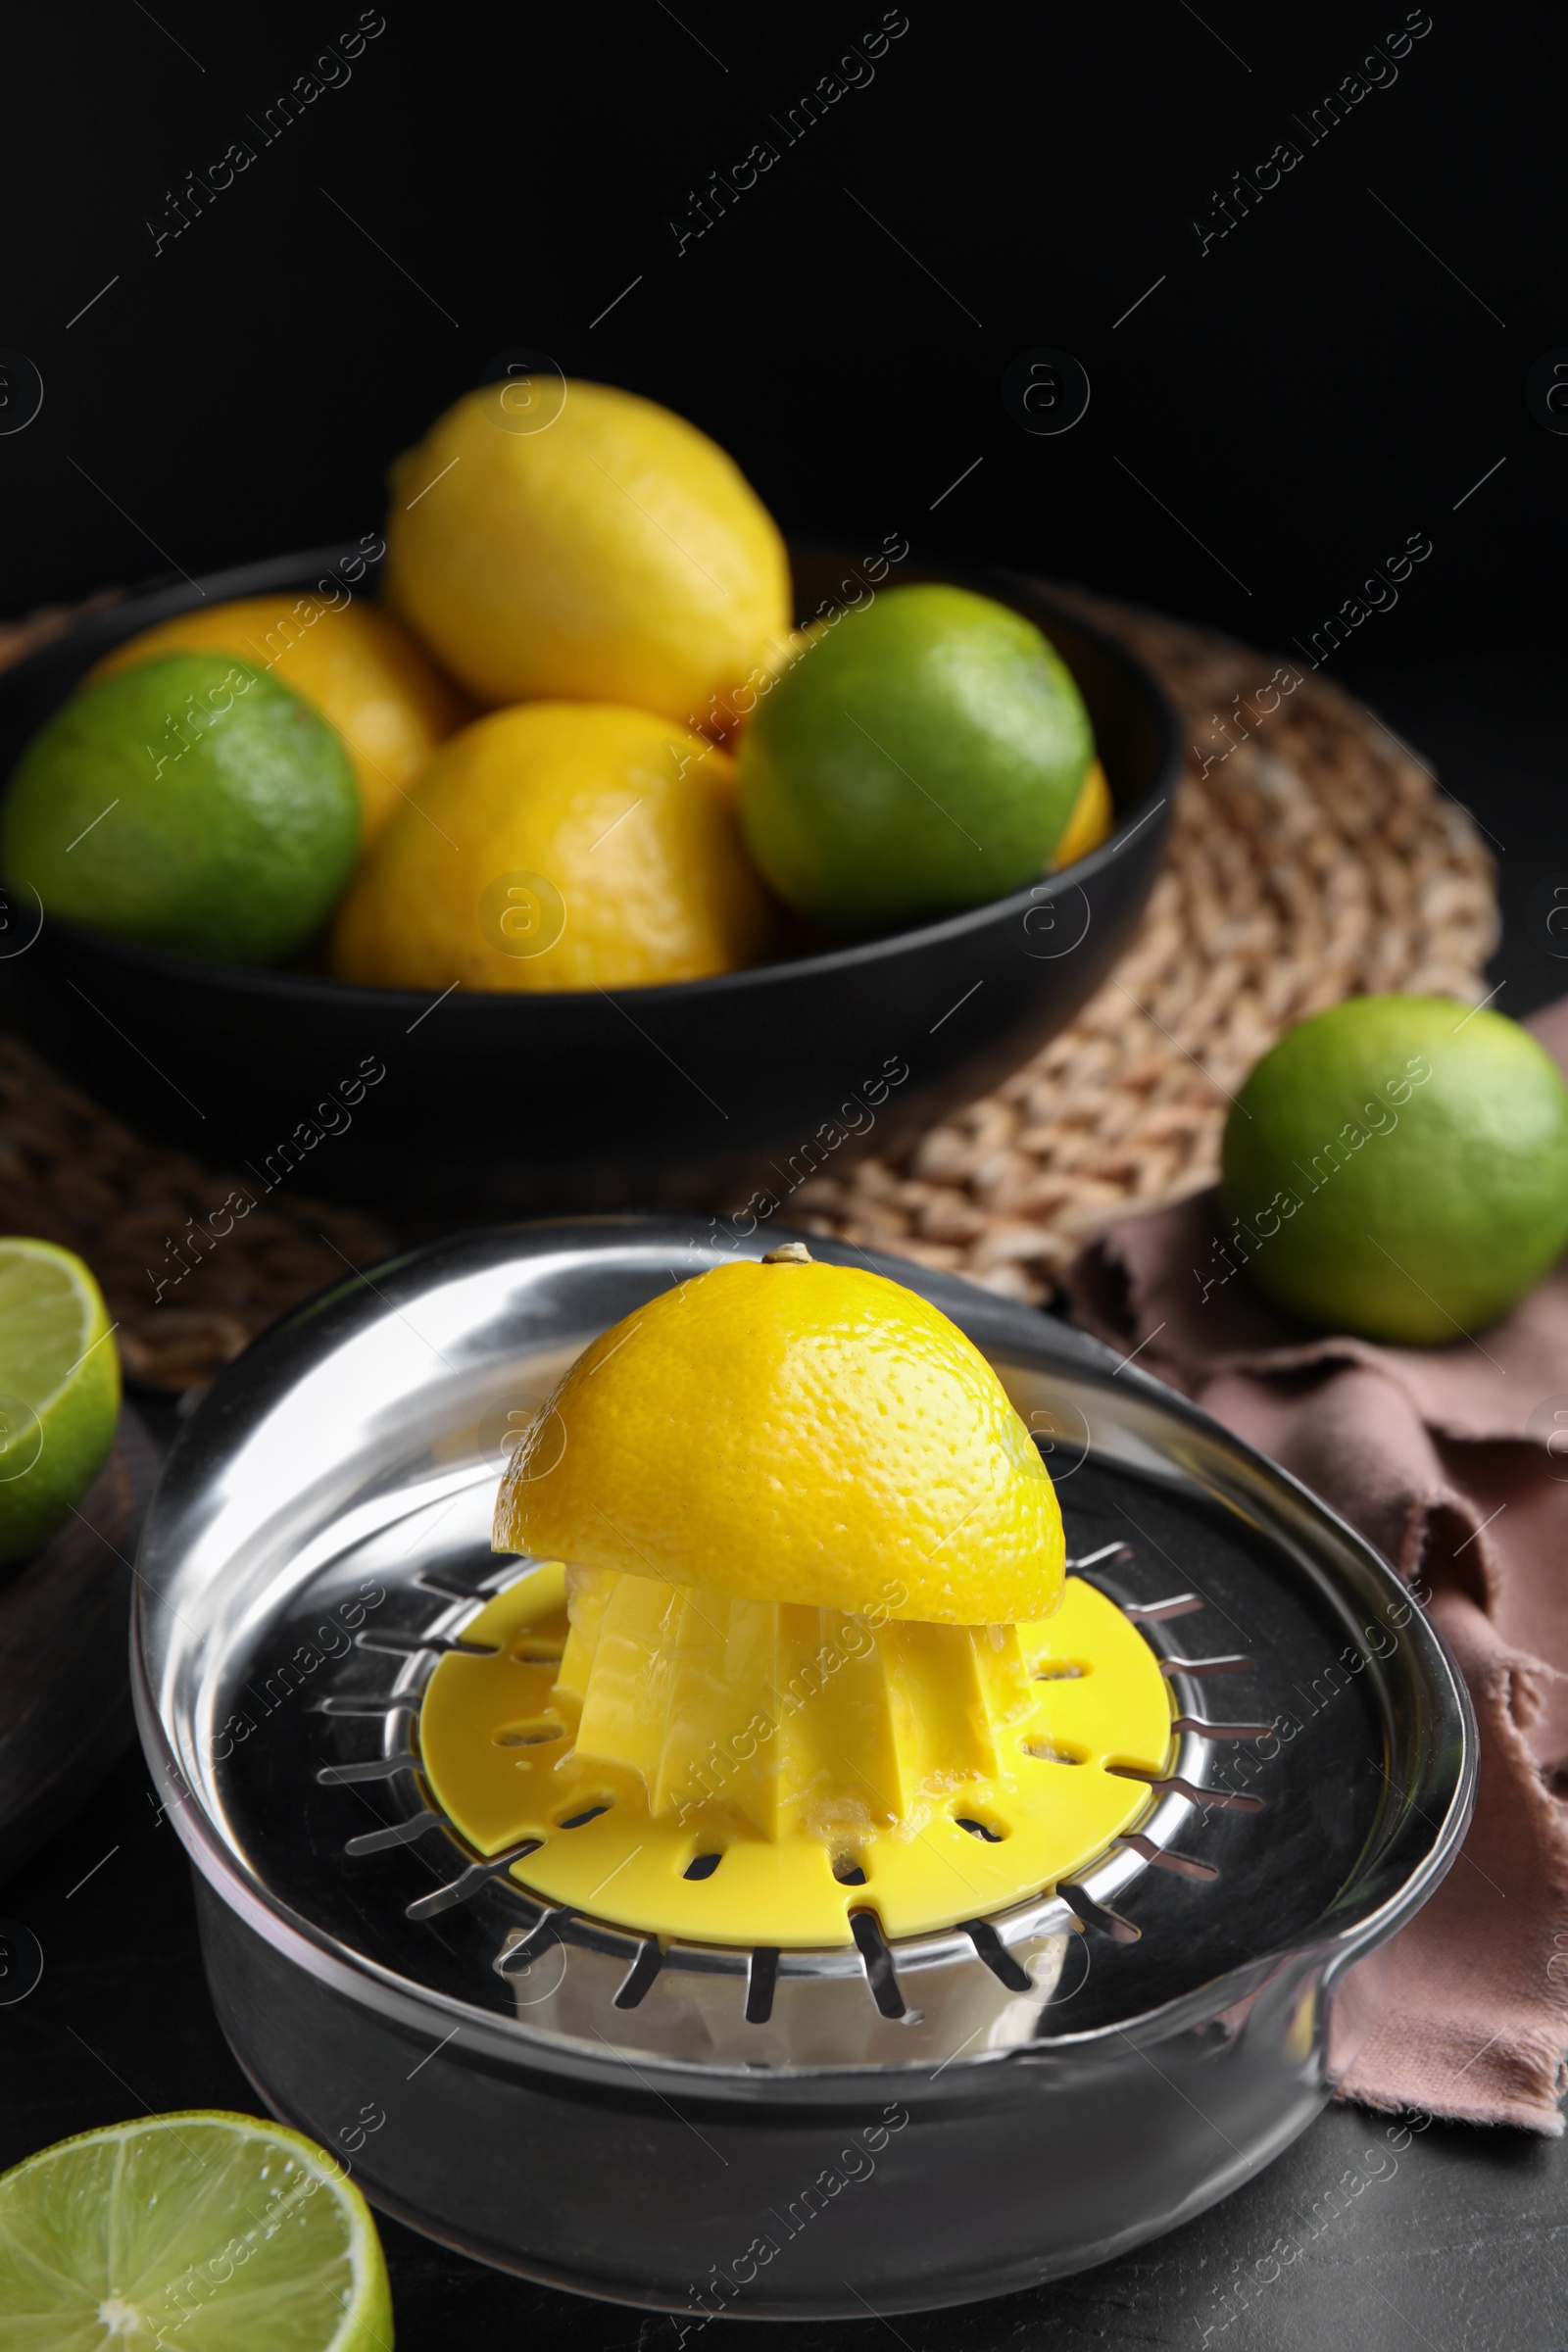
xmin=1220 ymin=996 xmax=1568 ymax=1343
xmin=736 ymin=583 xmax=1094 ymax=935
xmin=1 ymin=652 xmax=360 ymax=964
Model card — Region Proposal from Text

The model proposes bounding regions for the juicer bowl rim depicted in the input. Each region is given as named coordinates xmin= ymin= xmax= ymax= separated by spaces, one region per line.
xmin=130 ymin=1216 xmax=1477 ymax=2098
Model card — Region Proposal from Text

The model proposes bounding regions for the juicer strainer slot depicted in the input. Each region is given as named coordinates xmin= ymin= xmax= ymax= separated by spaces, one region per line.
xmin=358 ymin=1627 xmax=499 ymax=1660
xmin=1020 ymin=1738 xmax=1086 ymax=1764
xmin=1120 ymin=1832 xmax=1219 ymax=1882
xmin=1064 ymin=1541 xmax=1131 ymax=1573
xmin=963 ymin=1919 xmax=1033 ymax=1992
xmin=1057 ymin=1884 xmax=1141 ymax=1943
xmin=414 ymin=1567 xmax=503 ymax=1605
xmin=406 ymin=1839 xmax=543 ymax=1923
xmin=555 ymin=1800 xmax=612 ymax=1829
xmin=318 ymin=1754 xmax=416 ymax=1787
xmin=497 ymin=1907 xmax=570 ymax=1975
xmin=344 ymin=1810 xmax=445 ymax=1858
xmin=1108 ymin=1763 xmax=1263 ymax=1813
xmin=613 ymin=1938 xmax=664 ymax=2010
xmin=745 ymin=1945 xmax=779 ymax=2022
xmin=1170 ymin=1715 xmax=1274 ymax=1740
xmin=849 ymin=1910 xmax=910 ymax=2020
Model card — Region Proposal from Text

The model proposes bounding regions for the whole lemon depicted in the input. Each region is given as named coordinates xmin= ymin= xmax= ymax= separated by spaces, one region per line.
xmin=2 ymin=653 xmax=359 ymax=965
xmin=737 ymin=583 xmax=1094 ymax=935
xmin=382 ymin=378 xmax=791 ymax=722
xmin=89 ymin=594 xmax=466 ymax=843
xmin=1221 ymin=996 xmax=1568 ymax=1343
xmin=329 ymin=701 xmax=778 ymax=992
xmin=494 ymin=1250 xmax=1065 ymax=1625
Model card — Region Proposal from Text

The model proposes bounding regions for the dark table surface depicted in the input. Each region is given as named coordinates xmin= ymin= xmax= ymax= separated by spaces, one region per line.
xmin=4 ymin=664 xmax=1567 ymax=2350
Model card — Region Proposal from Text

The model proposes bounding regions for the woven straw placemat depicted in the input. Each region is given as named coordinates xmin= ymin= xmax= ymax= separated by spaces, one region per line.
xmin=0 ymin=587 xmax=1496 ymax=1386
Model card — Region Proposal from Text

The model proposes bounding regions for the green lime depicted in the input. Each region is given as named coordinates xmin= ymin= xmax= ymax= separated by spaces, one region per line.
xmin=1 ymin=653 xmax=360 ymax=965
xmin=1220 ymin=996 xmax=1568 ymax=1344
xmin=0 ymin=2110 xmax=394 ymax=2349
xmin=736 ymin=583 xmax=1094 ymax=935
xmin=0 ymin=1238 xmax=119 ymax=1566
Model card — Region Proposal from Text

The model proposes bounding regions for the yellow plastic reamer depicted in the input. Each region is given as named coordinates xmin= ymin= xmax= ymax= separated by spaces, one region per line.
xmin=418 ymin=1562 xmax=1174 ymax=1947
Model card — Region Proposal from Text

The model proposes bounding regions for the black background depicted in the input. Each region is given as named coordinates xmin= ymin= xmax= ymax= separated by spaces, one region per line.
xmin=8 ymin=0 xmax=1567 ymax=1010
xmin=1 ymin=0 xmax=1561 ymax=683
xmin=5 ymin=4 xmax=1568 ymax=2344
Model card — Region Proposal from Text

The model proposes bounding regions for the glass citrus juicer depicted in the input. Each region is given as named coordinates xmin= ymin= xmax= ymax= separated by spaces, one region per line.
xmin=132 ymin=1221 xmax=1473 ymax=2317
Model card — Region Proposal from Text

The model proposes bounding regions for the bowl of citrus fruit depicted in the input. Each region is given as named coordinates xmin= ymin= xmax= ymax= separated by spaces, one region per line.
xmin=0 ymin=376 xmax=1177 ymax=1212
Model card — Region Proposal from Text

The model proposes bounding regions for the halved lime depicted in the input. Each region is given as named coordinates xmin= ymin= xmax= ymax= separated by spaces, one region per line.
xmin=0 ymin=1238 xmax=120 ymax=1565
xmin=0 ymin=2110 xmax=394 ymax=2348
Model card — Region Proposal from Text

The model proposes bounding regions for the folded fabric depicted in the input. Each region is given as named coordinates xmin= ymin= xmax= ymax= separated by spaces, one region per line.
xmin=1060 ymin=1000 xmax=1568 ymax=2133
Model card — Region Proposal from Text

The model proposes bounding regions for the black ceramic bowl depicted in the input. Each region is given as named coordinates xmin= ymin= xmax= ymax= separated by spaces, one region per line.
xmin=0 ymin=545 xmax=1178 ymax=1214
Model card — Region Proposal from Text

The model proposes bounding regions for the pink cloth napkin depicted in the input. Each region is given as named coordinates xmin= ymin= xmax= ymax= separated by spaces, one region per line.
xmin=1061 ymin=1000 xmax=1568 ymax=2133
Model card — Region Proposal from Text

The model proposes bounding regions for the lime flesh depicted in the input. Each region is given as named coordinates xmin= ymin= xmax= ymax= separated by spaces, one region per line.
xmin=1220 ymin=996 xmax=1568 ymax=1343
xmin=0 ymin=2111 xmax=394 ymax=2349
xmin=0 ymin=1238 xmax=119 ymax=1565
